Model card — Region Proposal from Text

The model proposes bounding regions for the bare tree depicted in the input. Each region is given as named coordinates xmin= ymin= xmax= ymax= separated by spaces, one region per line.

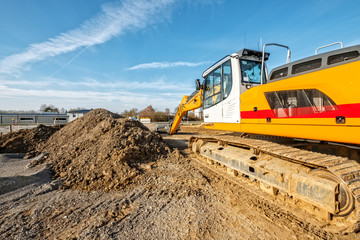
xmin=41 ymin=104 xmax=59 ymax=113
xmin=122 ymin=108 xmax=138 ymax=118
xmin=40 ymin=104 xmax=47 ymax=112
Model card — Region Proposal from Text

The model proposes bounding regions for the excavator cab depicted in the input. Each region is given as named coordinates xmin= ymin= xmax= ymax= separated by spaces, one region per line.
xmin=168 ymin=47 xmax=274 ymax=134
xmin=201 ymin=43 xmax=292 ymax=129
xmin=201 ymin=48 xmax=271 ymax=125
xmin=168 ymin=44 xmax=292 ymax=134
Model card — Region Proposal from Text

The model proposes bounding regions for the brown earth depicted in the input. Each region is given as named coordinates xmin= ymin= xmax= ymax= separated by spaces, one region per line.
xmin=0 ymin=124 xmax=62 ymax=155
xmin=32 ymin=109 xmax=174 ymax=191
xmin=0 ymin=109 xmax=359 ymax=239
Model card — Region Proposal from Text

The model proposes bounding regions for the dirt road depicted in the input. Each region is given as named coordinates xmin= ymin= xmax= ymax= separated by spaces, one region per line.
xmin=0 ymin=116 xmax=359 ymax=239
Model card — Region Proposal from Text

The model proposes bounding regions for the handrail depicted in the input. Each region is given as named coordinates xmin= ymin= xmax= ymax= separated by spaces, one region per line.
xmin=261 ymin=43 xmax=291 ymax=85
xmin=315 ymin=42 xmax=343 ymax=55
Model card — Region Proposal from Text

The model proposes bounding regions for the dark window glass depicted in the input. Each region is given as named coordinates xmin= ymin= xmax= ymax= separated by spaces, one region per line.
xmin=264 ymin=89 xmax=338 ymax=118
xmin=291 ymin=58 xmax=321 ymax=74
xmin=20 ymin=118 xmax=33 ymax=120
xmin=204 ymin=67 xmax=221 ymax=108
xmin=204 ymin=73 xmax=214 ymax=100
xmin=222 ymin=60 xmax=232 ymax=99
xmin=203 ymin=98 xmax=212 ymax=108
xmin=270 ymin=67 xmax=288 ymax=80
xmin=204 ymin=70 xmax=215 ymax=109
xmin=240 ymin=60 xmax=263 ymax=84
xmin=328 ymin=51 xmax=360 ymax=65
xmin=213 ymin=67 xmax=221 ymax=96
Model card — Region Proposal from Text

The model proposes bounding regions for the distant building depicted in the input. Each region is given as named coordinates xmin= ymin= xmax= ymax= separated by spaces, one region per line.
xmin=140 ymin=117 xmax=151 ymax=124
xmin=0 ymin=113 xmax=68 ymax=125
xmin=67 ymin=109 xmax=92 ymax=122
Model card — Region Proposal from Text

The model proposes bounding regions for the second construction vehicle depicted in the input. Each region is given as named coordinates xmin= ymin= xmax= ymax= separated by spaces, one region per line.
xmin=170 ymin=42 xmax=360 ymax=232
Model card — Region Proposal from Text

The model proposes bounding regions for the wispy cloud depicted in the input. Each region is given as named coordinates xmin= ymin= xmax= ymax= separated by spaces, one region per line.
xmin=0 ymin=0 xmax=175 ymax=75
xmin=0 ymin=76 xmax=193 ymax=91
xmin=0 ymin=83 xmax=123 ymax=100
xmin=127 ymin=61 xmax=209 ymax=70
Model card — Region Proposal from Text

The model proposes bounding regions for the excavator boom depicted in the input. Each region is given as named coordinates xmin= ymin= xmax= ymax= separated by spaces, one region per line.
xmin=169 ymin=89 xmax=203 ymax=134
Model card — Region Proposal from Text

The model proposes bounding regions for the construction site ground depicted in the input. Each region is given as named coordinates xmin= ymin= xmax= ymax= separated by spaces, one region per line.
xmin=0 ymin=112 xmax=359 ymax=240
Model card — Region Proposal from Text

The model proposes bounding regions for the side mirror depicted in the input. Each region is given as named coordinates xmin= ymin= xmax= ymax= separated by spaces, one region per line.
xmin=195 ymin=79 xmax=201 ymax=90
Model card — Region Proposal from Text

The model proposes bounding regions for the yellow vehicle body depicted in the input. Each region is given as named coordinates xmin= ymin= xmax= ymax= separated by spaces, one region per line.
xmin=172 ymin=43 xmax=360 ymax=232
xmin=203 ymin=46 xmax=360 ymax=145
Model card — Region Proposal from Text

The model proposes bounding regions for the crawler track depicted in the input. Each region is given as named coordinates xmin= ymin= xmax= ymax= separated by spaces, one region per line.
xmin=191 ymin=151 xmax=336 ymax=239
xmin=189 ymin=135 xmax=360 ymax=233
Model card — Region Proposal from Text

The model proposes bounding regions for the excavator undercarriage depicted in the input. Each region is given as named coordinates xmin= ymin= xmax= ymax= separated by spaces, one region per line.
xmin=189 ymin=135 xmax=360 ymax=233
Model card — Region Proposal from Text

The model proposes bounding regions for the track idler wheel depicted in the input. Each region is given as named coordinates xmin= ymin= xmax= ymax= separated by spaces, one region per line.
xmin=311 ymin=169 xmax=355 ymax=216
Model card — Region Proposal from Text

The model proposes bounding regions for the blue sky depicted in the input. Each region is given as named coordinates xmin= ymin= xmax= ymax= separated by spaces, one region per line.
xmin=0 ymin=0 xmax=360 ymax=113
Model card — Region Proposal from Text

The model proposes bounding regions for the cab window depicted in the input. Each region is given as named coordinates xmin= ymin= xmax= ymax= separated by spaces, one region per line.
xmin=213 ymin=67 xmax=221 ymax=104
xmin=204 ymin=74 xmax=213 ymax=100
xmin=222 ymin=60 xmax=232 ymax=98
xmin=204 ymin=60 xmax=232 ymax=109
xmin=214 ymin=68 xmax=221 ymax=95
xmin=240 ymin=60 xmax=263 ymax=84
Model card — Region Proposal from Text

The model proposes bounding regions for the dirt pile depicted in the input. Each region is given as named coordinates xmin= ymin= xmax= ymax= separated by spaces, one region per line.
xmin=0 ymin=124 xmax=62 ymax=154
xmin=36 ymin=108 xmax=174 ymax=191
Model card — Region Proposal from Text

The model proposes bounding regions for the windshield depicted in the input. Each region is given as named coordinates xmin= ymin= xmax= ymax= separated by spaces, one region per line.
xmin=240 ymin=60 xmax=265 ymax=84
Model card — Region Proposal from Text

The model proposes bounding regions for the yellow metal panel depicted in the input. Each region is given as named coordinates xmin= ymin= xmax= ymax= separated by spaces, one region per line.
xmin=241 ymin=123 xmax=360 ymax=144
xmin=256 ymin=61 xmax=360 ymax=110
xmin=204 ymin=122 xmax=241 ymax=132
xmin=205 ymin=119 xmax=360 ymax=144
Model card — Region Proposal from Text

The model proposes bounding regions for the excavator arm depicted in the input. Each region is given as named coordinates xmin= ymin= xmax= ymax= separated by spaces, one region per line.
xmin=169 ymin=88 xmax=203 ymax=134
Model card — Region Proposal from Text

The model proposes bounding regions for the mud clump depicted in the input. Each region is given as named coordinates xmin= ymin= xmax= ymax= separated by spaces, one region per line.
xmin=36 ymin=109 xmax=174 ymax=191
xmin=0 ymin=124 xmax=62 ymax=154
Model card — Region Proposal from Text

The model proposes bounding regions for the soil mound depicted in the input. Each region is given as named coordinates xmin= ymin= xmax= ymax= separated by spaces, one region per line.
xmin=0 ymin=125 xmax=62 ymax=154
xmin=36 ymin=108 xmax=173 ymax=191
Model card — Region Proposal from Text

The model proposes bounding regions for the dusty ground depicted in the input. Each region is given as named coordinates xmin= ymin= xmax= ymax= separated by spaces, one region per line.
xmin=0 ymin=124 xmax=39 ymax=135
xmin=0 ymin=111 xmax=359 ymax=239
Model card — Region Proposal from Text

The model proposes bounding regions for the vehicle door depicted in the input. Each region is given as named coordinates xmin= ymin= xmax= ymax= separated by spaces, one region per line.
xmin=203 ymin=66 xmax=223 ymax=123
xmin=222 ymin=59 xmax=240 ymax=123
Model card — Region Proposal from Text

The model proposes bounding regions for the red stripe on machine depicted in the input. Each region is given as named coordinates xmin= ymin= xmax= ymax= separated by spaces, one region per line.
xmin=241 ymin=103 xmax=360 ymax=119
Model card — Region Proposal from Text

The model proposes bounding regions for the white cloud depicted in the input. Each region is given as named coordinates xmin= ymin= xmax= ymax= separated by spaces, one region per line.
xmin=0 ymin=73 xmax=193 ymax=112
xmin=0 ymin=83 xmax=128 ymax=100
xmin=127 ymin=61 xmax=209 ymax=70
xmin=0 ymin=0 xmax=175 ymax=75
xmin=0 ymin=75 xmax=193 ymax=91
xmin=0 ymin=83 xmax=183 ymax=112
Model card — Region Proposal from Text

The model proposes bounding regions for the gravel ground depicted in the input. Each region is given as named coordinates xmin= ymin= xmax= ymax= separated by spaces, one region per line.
xmin=1 ymin=114 xmax=359 ymax=239
xmin=0 ymin=150 xmax=312 ymax=240
xmin=1 ymin=142 xmax=358 ymax=239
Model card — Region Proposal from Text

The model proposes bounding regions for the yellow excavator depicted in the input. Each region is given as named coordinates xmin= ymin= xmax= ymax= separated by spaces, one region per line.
xmin=170 ymin=42 xmax=360 ymax=233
